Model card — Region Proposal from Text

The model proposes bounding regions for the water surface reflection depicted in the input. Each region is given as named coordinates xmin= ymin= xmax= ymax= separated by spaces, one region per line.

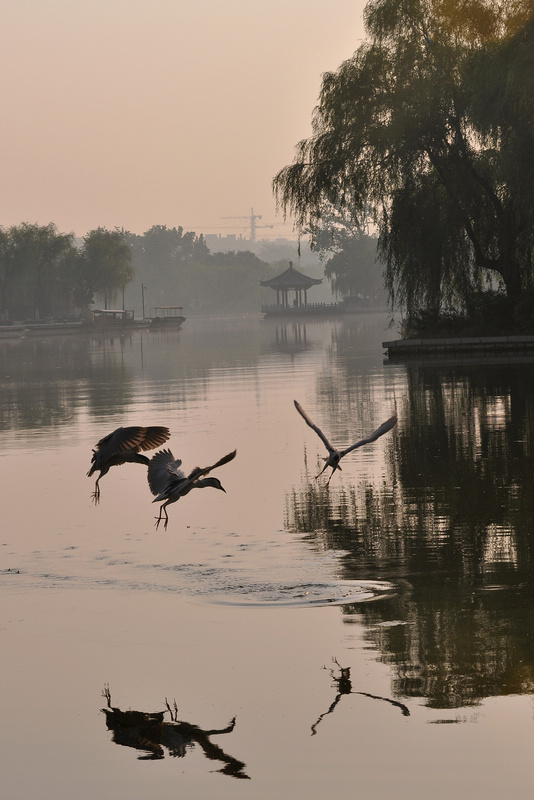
xmin=102 ymin=687 xmax=249 ymax=778
xmin=311 ymin=658 xmax=410 ymax=735
xmin=3 ymin=315 xmax=534 ymax=799
xmin=287 ymin=356 xmax=534 ymax=709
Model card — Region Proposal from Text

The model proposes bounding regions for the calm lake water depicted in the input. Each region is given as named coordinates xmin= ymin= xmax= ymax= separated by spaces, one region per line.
xmin=2 ymin=313 xmax=534 ymax=799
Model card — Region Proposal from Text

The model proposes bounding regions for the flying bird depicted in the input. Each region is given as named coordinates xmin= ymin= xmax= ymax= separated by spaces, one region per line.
xmin=88 ymin=425 xmax=171 ymax=503
xmin=148 ymin=448 xmax=237 ymax=530
xmin=294 ymin=400 xmax=397 ymax=483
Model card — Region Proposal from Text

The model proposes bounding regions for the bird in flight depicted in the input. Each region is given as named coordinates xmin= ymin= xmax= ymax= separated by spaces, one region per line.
xmin=148 ymin=448 xmax=237 ymax=530
xmin=294 ymin=400 xmax=397 ymax=483
xmin=88 ymin=426 xmax=171 ymax=503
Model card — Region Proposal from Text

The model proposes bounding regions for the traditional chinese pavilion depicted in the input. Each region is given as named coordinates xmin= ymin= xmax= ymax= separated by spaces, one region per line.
xmin=260 ymin=262 xmax=323 ymax=309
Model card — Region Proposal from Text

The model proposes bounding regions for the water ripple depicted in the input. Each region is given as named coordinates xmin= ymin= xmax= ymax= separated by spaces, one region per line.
xmin=201 ymin=579 xmax=396 ymax=607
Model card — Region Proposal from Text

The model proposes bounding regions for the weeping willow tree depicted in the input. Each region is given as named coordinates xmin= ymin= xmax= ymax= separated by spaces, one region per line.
xmin=274 ymin=0 xmax=534 ymax=320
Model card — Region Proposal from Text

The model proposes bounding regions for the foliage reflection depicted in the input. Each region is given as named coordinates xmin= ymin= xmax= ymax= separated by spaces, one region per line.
xmin=287 ymin=362 xmax=534 ymax=709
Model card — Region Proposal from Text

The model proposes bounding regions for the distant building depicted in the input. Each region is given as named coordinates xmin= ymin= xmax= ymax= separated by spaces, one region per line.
xmin=260 ymin=261 xmax=323 ymax=309
xmin=203 ymin=233 xmax=251 ymax=253
xmin=203 ymin=233 xmax=319 ymax=261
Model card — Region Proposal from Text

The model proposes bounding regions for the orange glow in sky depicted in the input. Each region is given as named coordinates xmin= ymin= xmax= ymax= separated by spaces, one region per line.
xmin=1 ymin=0 xmax=366 ymax=239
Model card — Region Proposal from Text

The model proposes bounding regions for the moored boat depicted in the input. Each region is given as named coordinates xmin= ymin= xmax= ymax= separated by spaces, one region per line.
xmin=85 ymin=308 xmax=149 ymax=330
xmin=149 ymin=306 xmax=186 ymax=328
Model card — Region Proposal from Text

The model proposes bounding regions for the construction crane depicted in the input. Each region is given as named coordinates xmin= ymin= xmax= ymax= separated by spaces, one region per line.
xmin=221 ymin=207 xmax=274 ymax=242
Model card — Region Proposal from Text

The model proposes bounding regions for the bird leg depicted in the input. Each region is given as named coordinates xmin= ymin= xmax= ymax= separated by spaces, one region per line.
xmin=154 ymin=503 xmax=169 ymax=531
xmin=102 ymin=684 xmax=113 ymax=709
xmin=326 ymin=465 xmax=341 ymax=485
xmin=91 ymin=480 xmax=101 ymax=505
xmin=165 ymin=698 xmax=179 ymax=722
xmin=315 ymin=460 xmax=341 ymax=481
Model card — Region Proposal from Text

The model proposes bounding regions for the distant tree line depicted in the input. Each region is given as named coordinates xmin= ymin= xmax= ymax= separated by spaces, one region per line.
xmin=122 ymin=225 xmax=282 ymax=313
xmin=0 ymin=217 xmax=380 ymax=322
xmin=0 ymin=222 xmax=289 ymax=320
xmin=0 ymin=224 xmax=132 ymax=322
xmin=274 ymin=0 xmax=534 ymax=335
xmin=123 ymin=225 xmax=380 ymax=314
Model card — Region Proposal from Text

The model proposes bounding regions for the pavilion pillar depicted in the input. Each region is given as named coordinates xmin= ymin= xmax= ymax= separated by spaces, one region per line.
xmin=260 ymin=261 xmax=323 ymax=312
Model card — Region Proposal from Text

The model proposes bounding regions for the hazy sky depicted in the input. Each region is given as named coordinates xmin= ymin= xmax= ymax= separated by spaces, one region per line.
xmin=1 ymin=1 xmax=367 ymax=240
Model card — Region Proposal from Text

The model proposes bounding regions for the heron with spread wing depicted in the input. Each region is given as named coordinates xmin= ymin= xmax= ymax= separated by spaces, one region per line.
xmin=148 ymin=448 xmax=237 ymax=530
xmin=88 ymin=426 xmax=171 ymax=503
xmin=294 ymin=400 xmax=397 ymax=483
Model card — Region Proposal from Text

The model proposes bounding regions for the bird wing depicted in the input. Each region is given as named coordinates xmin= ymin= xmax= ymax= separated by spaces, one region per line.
xmin=147 ymin=448 xmax=184 ymax=496
xmin=136 ymin=426 xmax=171 ymax=453
xmin=94 ymin=426 xmax=147 ymax=456
xmin=182 ymin=450 xmax=237 ymax=489
xmin=339 ymin=415 xmax=397 ymax=457
xmin=202 ymin=449 xmax=237 ymax=473
xmin=104 ymin=451 xmax=150 ymax=468
xmin=294 ymin=400 xmax=335 ymax=453
xmin=94 ymin=426 xmax=171 ymax=458
xmin=89 ymin=427 xmax=148 ymax=474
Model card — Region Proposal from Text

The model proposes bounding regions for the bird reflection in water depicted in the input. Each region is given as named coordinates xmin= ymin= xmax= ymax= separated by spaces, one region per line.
xmin=311 ymin=658 xmax=410 ymax=735
xmin=101 ymin=686 xmax=249 ymax=779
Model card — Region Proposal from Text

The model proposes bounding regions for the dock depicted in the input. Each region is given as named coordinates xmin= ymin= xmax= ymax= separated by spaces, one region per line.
xmin=383 ymin=335 xmax=534 ymax=359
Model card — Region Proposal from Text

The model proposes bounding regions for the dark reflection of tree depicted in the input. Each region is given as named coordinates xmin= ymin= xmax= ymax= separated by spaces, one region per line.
xmin=0 ymin=336 xmax=95 ymax=429
xmin=311 ymin=658 xmax=409 ymax=735
xmin=101 ymin=687 xmax=249 ymax=779
xmin=287 ymin=362 xmax=534 ymax=709
xmin=0 ymin=319 xmax=299 ymax=432
xmin=0 ymin=335 xmax=145 ymax=428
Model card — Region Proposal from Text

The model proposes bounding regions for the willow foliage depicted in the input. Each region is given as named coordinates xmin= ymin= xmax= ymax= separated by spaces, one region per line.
xmin=274 ymin=0 xmax=534 ymax=316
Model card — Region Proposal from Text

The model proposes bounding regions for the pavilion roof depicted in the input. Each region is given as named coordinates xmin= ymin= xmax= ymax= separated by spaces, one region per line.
xmin=260 ymin=262 xmax=323 ymax=290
